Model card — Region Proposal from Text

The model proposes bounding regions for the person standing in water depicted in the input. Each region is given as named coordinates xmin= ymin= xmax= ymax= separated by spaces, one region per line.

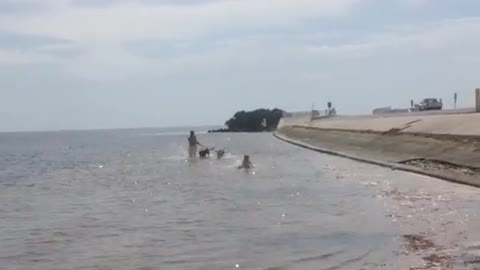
xmin=188 ymin=130 xmax=202 ymax=158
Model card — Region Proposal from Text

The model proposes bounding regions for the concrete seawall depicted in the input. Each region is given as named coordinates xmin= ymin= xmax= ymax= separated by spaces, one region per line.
xmin=280 ymin=110 xmax=480 ymax=136
xmin=277 ymin=111 xmax=480 ymax=187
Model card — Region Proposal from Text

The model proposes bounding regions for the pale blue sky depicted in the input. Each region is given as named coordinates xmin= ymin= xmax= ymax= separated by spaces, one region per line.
xmin=1 ymin=0 xmax=479 ymax=131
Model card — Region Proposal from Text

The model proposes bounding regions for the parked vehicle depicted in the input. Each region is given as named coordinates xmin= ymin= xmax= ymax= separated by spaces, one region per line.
xmin=415 ymin=98 xmax=443 ymax=111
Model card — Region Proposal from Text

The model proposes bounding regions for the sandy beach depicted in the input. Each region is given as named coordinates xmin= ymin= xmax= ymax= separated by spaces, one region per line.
xmin=277 ymin=111 xmax=480 ymax=187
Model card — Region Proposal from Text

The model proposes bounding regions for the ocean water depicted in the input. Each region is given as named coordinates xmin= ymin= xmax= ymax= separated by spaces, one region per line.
xmin=1 ymin=128 xmax=479 ymax=270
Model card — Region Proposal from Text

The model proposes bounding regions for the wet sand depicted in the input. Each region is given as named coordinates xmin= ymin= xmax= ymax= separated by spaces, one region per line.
xmin=274 ymin=129 xmax=480 ymax=269
xmin=306 ymin=152 xmax=480 ymax=270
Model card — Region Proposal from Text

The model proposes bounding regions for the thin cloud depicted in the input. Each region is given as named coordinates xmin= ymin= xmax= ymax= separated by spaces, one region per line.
xmin=0 ymin=48 xmax=56 ymax=64
xmin=0 ymin=31 xmax=72 ymax=50
xmin=305 ymin=18 xmax=480 ymax=59
xmin=0 ymin=0 xmax=362 ymax=42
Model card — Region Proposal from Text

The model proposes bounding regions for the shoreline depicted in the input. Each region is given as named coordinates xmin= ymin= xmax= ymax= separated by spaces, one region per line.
xmin=275 ymin=125 xmax=480 ymax=187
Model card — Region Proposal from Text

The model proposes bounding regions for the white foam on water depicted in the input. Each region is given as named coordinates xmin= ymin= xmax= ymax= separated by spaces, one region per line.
xmin=220 ymin=153 xmax=238 ymax=160
xmin=164 ymin=155 xmax=189 ymax=161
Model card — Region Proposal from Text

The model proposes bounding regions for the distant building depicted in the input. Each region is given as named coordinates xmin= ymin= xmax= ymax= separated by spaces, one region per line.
xmin=372 ymin=107 xmax=392 ymax=115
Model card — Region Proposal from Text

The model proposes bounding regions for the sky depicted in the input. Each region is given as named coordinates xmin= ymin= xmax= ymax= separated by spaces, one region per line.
xmin=1 ymin=0 xmax=480 ymax=131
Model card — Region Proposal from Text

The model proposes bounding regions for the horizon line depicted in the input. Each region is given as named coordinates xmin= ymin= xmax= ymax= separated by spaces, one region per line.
xmin=0 ymin=124 xmax=225 ymax=134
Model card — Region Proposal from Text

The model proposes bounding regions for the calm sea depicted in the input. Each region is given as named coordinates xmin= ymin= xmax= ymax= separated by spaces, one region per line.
xmin=1 ymin=127 xmax=479 ymax=269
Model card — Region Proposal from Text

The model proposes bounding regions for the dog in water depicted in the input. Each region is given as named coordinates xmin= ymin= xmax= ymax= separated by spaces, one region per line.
xmin=216 ymin=149 xmax=226 ymax=159
xmin=198 ymin=148 xmax=211 ymax=158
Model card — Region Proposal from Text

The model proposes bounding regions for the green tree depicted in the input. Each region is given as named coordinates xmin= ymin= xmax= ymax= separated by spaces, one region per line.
xmin=224 ymin=108 xmax=284 ymax=132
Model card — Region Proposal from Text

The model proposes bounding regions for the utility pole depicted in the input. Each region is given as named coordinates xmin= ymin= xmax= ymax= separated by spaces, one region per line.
xmin=310 ymin=103 xmax=314 ymax=121
xmin=454 ymin=92 xmax=457 ymax=110
xmin=476 ymin=89 xmax=480 ymax=112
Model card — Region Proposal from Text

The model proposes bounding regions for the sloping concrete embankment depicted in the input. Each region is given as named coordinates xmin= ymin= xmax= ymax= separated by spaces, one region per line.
xmin=276 ymin=113 xmax=480 ymax=187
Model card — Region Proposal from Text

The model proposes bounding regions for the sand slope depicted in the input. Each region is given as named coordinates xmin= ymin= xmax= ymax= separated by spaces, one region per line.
xmin=277 ymin=112 xmax=480 ymax=186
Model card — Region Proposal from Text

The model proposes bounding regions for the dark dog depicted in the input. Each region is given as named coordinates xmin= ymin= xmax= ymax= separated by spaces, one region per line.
xmin=216 ymin=149 xmax=225 ymax=159
xmin=198 ymin=148 xmax=211 ymax=158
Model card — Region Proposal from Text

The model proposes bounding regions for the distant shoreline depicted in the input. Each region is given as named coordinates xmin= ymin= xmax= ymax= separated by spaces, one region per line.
xmin=0 ymin=125 xmax=222 ymax=135
xmin=207 ymin=128 xmax=276 ymax=133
